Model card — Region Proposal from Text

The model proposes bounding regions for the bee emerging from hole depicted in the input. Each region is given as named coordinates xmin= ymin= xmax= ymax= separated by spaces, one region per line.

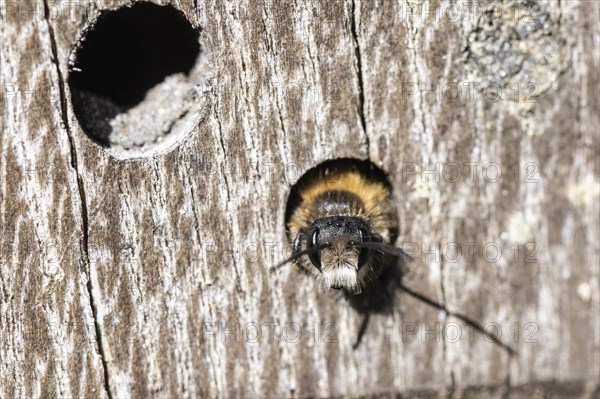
xmin=272 ymin=167 xmax=409 ymax=295
xmin=271 ymin=161 xmax=518 ymax=354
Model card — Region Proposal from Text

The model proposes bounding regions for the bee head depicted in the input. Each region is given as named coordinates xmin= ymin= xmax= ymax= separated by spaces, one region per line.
xmin=305 ymin=216 xmax=376 ymax=294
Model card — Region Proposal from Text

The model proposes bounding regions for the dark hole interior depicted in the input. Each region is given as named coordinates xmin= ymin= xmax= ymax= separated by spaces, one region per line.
xmin=69 ymin=2 xmax=200 ymax=108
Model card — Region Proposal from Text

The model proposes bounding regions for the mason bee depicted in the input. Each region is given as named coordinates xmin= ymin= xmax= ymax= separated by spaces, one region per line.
xmin=271 ymin=160 xmax=517 ymax=355
xmin=272 ymin=161 xmax=409 ymax=295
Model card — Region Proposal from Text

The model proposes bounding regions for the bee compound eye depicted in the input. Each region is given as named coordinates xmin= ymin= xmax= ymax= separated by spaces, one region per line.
xmin=310 ymin=228 xmax=319 ymax=248
xmin=307 ymin=228 xmax=322 ymax=271
xmin=357 ymin=228 xmax=372 ymax=268
xmin=358 ymin=227 xmax=371 ymax=243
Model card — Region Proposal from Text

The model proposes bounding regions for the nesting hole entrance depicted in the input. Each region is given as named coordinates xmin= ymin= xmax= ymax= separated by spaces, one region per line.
xmin=284 ymin=158 xmax=404 ymax=347
xmin=69 ymin=2 xmax=210 ymax=158
xmin=284 ymin=158 xmax=398 ymax=242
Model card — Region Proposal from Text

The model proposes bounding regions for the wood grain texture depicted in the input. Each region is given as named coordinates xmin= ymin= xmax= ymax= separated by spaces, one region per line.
xmin=1 ymin=0 xmax=598 ymax=397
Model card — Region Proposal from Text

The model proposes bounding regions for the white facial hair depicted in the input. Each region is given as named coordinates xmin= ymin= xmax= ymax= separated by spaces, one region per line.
xmin=323 ymin=267 xmax=360 ymax=293
xmin=320 ymin=246 xmax=362 ymax=294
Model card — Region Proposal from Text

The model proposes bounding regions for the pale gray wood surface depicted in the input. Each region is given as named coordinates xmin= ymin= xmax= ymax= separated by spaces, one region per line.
xmin=1 ymin=0 xmax=599 ymax=397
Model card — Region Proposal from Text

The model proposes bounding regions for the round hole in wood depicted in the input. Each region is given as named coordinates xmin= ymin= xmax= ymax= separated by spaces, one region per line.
xmin=68 ymin=2 xmax=210 ymax=158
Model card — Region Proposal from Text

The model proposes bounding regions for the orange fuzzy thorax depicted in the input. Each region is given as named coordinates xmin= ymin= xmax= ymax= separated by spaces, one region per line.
xmin=288 ymin=170 xmax=395 ymax=241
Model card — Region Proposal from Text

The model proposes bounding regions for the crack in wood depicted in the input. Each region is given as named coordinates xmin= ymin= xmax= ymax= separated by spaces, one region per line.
xmin=213 ymin=93 xmax=246 ymax=298
xmin=184 ymin=171 xmax=222 ymax=395
xmin=259 ymin=2 xmax=294 ymax=167
xmin=350 ymin=0 xmax=370 ymax=155
xmin=42 ymin=1 xmax=112 ymax=398
xmin=439 ymin=256 xmax=455 ymax=399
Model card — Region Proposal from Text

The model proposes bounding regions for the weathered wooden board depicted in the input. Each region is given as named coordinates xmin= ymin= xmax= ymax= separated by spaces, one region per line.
xmin=1 ymin=0 xmax=599 ymax=397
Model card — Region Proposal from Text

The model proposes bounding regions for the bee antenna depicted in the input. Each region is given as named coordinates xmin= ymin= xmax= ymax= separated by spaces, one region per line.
xmin=270 ymin=243 xmax=330 ymax=273
xmin=349 ymin=241 xmax=413 ymax=261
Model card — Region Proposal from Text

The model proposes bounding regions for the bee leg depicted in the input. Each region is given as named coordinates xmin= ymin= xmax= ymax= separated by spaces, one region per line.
xmin=352 ymin=311 xmax=370 ymax=350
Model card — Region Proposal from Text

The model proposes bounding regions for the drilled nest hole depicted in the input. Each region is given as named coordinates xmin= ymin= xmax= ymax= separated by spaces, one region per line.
xmin=284 ymin=158 xmax=398 ymax=241
xmin=68 ymin=2 xmax=211 ymax=158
